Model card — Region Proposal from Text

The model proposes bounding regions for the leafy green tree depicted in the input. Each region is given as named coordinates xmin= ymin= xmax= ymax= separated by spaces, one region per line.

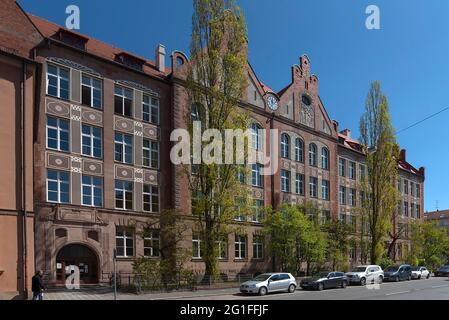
xmin=359 ymin=81 xmax=399 ymax=264
xmin=407 ymin=221 xmax=449 ymax=271
xmin=325 ymin=220 xmax=351 ymax=271
xmin=263 ymin=204 xmax=327 ymax=275
xmin=186 ymin=0 xmax=250 ymax=281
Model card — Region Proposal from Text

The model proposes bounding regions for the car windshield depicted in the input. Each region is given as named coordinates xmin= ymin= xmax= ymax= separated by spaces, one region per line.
xmin=351 ymin=267 xmax=367 ymax=272
xmin=385 ymin=266 xmax=399 ymax=272
xmin=439 ymin=266 xmax=449 ymax=271
xmin=251 ymin=274 xmax=271 ymax=281
xmin=411 ymin=266 xmax=420 ymax=271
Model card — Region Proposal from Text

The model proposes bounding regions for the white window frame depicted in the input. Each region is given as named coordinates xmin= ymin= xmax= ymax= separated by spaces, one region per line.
xmin=115 ymin=132 xmax=133 ymax=164
xmin=250 ymin=123 xmax=262 ymax=151
xmin=142 ymin=94 xmax=160 ymax=125
xmin=115 ymin=180 xmax=133 ymax=210
xmin=295 ymin=138 xmax=304 ymax=162
xmin=251 ymin=163 xmax=263 ymax=187
xmin=321 ymin=180 xmax=330 ymax=200
xmin=295 ymin=173 xmax=304 ymax=195
xmin=46 ymin=169 xmax=70 ymax=204
xmin=192 ymin=234 xmax=202 ymax=259
xmin=309 ymin=143 xmax=317 ymax=166
xmin=143 ymin=184 xmax=159 ymax=213
xmin=81 ymin=175 xmax=103 ymax=207
xmin=81 ymin=124 xmax=102 ymax=158
xmin=46 ymin=63 xmax=70 ymax=100
xmin=309 ymin=176 xmax=318 ymax=198
xmin=115 ymin=227 xmax=134 ymax=258
xmin=142 ymin=139 xmax=159 ymax=169
xmin=252 ymin=235 xmax=264 ymax=259
xmin=281 ymin=170 xmax=291 ymax=193
xmin=235 ymin=235 xmax=247 ymax=260
xmin=281 ymin=134 xmax=290 ymax=158
xmin=46 ymin=116 xmax=70 ymax=152
xmin=114 ymin=85 xmax=133 ymax=117
xmin=321 ymin=147 xmax=329 ymax=170
xmin=81 ymin=74 xmax=102 ymax=108
xmin=143 ymin=230 xmax=160 ymax=258
xmin=339 ymin=186 xmax=346 ymax=205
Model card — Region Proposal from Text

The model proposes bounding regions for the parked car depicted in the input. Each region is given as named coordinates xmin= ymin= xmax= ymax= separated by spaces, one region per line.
xmin=383 ymin=264 xmax=412 ymax=282
xmin=434 ymin=265 xmax=449 ymax=277
xmin=300 ymin=271 xmax=348 ymax=291
xmin=345 ymin=265 xmax=384 ymax=286
xmin=411 ymin=266 xmax=430 ymax=279
xmin=239 ymin=273 xmax=297 ymax=296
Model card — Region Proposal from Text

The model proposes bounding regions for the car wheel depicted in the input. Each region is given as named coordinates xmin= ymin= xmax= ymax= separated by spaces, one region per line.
xmin=288 ymin=284 xmax=296 ymax=293
xmin=395 ymin=276 xmax=400 ymax=282
xmin=418 ymin=275 xmax=421 ymax=280
xmin=378 ymin=276 xmax=383 ymax=284
xmin=427 ymin=274 xmax=430 ymax=279
xmin=258 ymin=287 xmax=267 ymax=296
xmin=317 ymin=283 xmax=324 ymax=291
xmin=341 ymin=281 xmax=347 ymax=289
xmin=408 ymin=275 xmax=412 ymax=281
xmin=360 ymin=278 xmax=366 ymax=286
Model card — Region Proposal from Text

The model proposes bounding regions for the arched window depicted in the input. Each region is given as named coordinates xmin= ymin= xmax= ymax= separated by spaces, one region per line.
xmin=250 ymin=123 xmax=262 ymax=151
xmin=309 ymin=143 xmax=317 ymax=167
xmin=281 ymin=133 xmax=290 ymax=158
xmin=295 ymin=138 xmax=304 ymax=162
xmin=321 ymin=147 xmax=329 ymax=170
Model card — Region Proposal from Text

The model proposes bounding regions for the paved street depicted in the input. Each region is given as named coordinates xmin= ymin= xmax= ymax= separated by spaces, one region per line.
xmin=41 ymin=277 xmax=449 ymax=300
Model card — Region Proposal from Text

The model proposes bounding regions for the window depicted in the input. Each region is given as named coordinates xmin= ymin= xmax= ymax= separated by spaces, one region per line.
xmin=416 ymin=184 xmax=421 ymax=198
xmin=360 ymin=191 xmax=366 ymax=207
xmin=192 ymin=233 xmax=202 ymax=259
xmin=234 ymin=197 xmax=246 ymax=222
xmin=251 ymin=163 xmax=263 ymax=187
xmin=309 ymin=143 xmax=317 ymax=166
xmin=339 ymin=186 xmax=346 ymax=205
xmin=404 ymin=201 xmax=409 ymax=216
xmin=115 ymin=180 xmax=133 ymax=210
xmin=321 ymin=180 xmax=330 ymax=201
xmin=143 ymin=139 xmax=159 ymax=169
xmin=339 ymin=158 xmax=346 ymax=177
xmin=116 ymin=227 xmax=134 ymax=258
xmin=252 ymin=199 xmax=264 ymax=223
xmin=143 ymin=184 xmax=159 ymax=213
xmin=82 ymin=124 xmax=102 ymax=158
xmin=81 ymin=75 xmax=102 ymax=108
xmin=217 ymin=237 xmax=228 ymax=259
xmin=309 ymin=176 xmax=318 ymax=198
xmin=47 ymin=116 xmax=70 ymax=152
xmin=235 ymin=235 xmax=247 ymax=259
xmin=81 ymin=175 xmax=103 ymax=207
xmin=359 ymin=164 xmax=366 ymax=180
xmin=348 ymin=215 xmax=356 ymax=231
xmin=295 ymin=173 xmax=304 ymax=195
xmin=348 ymin=161 xmax=356 ymax=180
xmin=295 ymin=138 xmax=304 ymax=162
xmin=321 ymin=210 xmax=331 ymax=225
xmin=142 ymin=94 xmax=159 ymax=124
xmin=115 ymin=132 xmax=133 ymax=164
xmin=250 ymin=123 xmax=262 ymax=151
xmin=339 ymin=212 xmax=346 ymax=224
xmin=321 ymin=147 xmax=329 ymax=170
xmin=253 ymin=235 xmax=264 ymax=259
xmin=410 ymin=182 xmax=415 ymax=197
xmin=417 ymin=204 xmax=421 ymax=219
xmin=281 ymin=133 xmax=290 ymax=158
xmin=47 ymin=170 xmax=70 ymax=203
xmin=281 ymin=170 xmax=291 ymax=193
xmin=397 ymin=178 xmax=402 ymax=192
xmin=403 ymin=180 xmax=409 ymax=194
xmin=143 ymin=229 xmax=160 ymax=257
xmin=114 ymin=86 xmax=133 ymax=117
xmin=349 ymin=188 xmax=356 ymax=206
xmin=47 ymin=64 xmax=69 ymax=100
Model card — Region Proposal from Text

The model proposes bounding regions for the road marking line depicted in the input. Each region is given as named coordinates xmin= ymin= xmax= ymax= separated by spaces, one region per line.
xmin=431 ymin=285 xmax=448 ymax=288
xmin=385 ymin=291 xmax=410 ymax=296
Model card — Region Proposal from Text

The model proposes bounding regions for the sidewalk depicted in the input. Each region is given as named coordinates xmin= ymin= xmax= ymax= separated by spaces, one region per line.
xmin=41 ymin=286 xmax=241 ymax=300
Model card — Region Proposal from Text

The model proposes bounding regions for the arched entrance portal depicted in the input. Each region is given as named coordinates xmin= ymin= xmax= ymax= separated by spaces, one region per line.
xmin=56 ymin=244 xmax=99 ymax=284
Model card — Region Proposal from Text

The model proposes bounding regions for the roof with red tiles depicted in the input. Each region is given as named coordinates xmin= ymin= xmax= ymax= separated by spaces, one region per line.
xmin=27 ymin=14 xmax=170 ymax=78
xmin=425 ymin=210 xmax=449 ymax=220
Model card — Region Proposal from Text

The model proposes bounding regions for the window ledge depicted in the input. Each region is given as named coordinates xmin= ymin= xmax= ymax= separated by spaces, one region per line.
xmin=234 ymin=259 xmax=248 ymax=262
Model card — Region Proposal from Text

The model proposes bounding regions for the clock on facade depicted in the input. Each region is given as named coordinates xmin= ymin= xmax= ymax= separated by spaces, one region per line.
xmin=267 ymin=96 xmax=279 ymax=111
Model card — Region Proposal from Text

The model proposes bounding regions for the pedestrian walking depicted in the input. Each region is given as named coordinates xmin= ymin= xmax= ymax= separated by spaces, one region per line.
xmin=32 ymin=270 xmax=45 ymax=300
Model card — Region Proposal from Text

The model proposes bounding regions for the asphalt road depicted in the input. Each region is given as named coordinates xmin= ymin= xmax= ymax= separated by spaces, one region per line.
xmin=178 ymin=277 xmax=449 ymax=300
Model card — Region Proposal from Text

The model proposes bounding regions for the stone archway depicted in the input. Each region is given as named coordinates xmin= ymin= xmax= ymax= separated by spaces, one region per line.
xmin=56 ymin=243 xmax=99 ymax=284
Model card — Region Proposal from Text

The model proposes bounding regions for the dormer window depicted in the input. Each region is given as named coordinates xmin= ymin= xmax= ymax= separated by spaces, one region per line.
xmin=115 ymin=52 xmax=145 ymax=71
xmin=58 ymin=28 xmax=88 ymax=50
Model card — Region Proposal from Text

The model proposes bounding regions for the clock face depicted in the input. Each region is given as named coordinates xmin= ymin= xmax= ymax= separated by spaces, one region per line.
xmin=267 ymin=96 xmax=279 ymax=111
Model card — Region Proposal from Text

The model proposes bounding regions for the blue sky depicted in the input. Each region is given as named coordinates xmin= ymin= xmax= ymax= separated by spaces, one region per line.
xmin=19 ymin=0 xmax=449 ymax=212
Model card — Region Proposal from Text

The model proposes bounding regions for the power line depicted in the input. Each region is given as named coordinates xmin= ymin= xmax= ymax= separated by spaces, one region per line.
xmin=395 ymin=106 xmax=449 ymax=135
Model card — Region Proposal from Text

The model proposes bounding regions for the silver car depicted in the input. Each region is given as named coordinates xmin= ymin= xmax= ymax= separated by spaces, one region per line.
xmin=240 ymin=273 xmax=297 ymax=296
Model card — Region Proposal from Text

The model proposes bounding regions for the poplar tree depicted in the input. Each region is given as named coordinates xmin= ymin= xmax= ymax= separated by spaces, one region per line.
xmin=359 ymin=81 xmax=399 ymax=264
xmin=186 ymin=0 xmax=250 ymax=281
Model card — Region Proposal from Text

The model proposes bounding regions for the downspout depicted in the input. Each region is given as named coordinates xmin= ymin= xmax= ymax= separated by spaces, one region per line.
xmin=21 ymin=61 xmax=28 ymax=297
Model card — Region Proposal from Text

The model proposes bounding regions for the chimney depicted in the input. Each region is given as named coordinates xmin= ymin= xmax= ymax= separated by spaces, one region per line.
xmin=155 ymin=44 xmax=166 ymax=73
xmin=399 ymin=149 xmax=406 ymax=161
xmin=340 ymin=129 xmax=351 ymax=138
xmin=332 ymin=120 xmax=339 ymax=132
xmin=419 ymin=166 xmax=425 ymax=177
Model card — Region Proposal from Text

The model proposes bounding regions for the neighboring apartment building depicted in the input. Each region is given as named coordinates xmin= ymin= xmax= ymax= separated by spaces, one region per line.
xmin=0 ymin=0 xmax=43 ymax=299
xmin=425 ymin=210 xmax=449 ymax=237
xmin=0 ymin=1 xmax=426 ymax=293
